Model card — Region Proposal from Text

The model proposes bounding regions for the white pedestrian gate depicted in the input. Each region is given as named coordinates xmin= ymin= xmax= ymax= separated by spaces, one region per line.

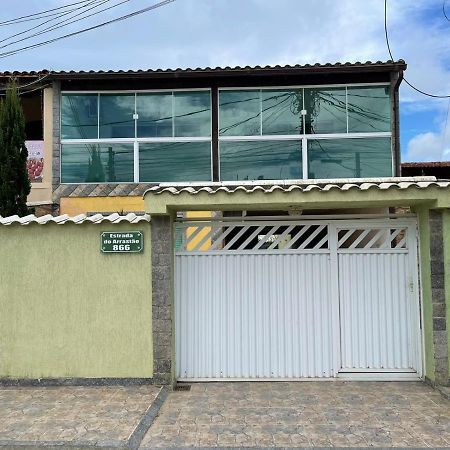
xmin=174 ymin=217 xmax=422 ymax=380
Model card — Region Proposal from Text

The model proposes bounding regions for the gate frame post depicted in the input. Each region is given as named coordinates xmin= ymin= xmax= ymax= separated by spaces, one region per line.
xmin=429 ymin=209 xmax=449 ymax=386
xmin=151 ymin=213 xmax=175 ymax=386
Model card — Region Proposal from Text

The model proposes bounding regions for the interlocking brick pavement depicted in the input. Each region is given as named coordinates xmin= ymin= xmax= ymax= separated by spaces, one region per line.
xmin=141 ymin=381 xmax=450 ymax=448
xmin=0 ymin=385 xmax=161 ymax=445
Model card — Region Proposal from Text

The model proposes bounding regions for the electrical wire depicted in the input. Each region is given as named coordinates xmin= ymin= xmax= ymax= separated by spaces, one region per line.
xmin=385 ymin=0 xmax=450 ymax=98
xmin=0 ymin=74 xmax=51 ymax=93
xmin=0 ymin=0 xmax=133 ymax=50
xmin=0 ymin=0 xmax=175 ymax=59
xmin=0 ymin=0 xmax=108 ymax=46
xmin=444 ymin=0 xmax=450 ymax=22
xmin=1 ymin=0 xmax=135 ymax=50
xmin=0 ymin=0 xmax=102 ymax=26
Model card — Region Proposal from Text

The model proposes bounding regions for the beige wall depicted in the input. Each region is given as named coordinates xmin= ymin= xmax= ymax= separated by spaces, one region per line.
xmin=27 ymin=87 xmax=53 ymax=207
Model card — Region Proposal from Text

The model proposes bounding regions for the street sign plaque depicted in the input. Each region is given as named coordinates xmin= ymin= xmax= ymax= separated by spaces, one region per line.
xmin=101 ymin=231 xmax=143 ymax=253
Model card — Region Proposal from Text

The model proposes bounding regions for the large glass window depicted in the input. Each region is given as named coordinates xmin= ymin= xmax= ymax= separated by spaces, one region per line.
xmin=219 ymin=89 xmax=303 ymax=136
xmin=136 ymin=91 xmax=211 ymax=138
xmin=218 ymin=85 xmax=392 ymax=182
xmin=61 ymin=94 xmax=98 ymax=139
xmin=173 ymin=91 xmax=211 ymax=137
xmin=140 ymin=142 xmax=211 ymax=182
xmin=304 ymin=87 xmax=347 ymax=134
xmin=219 ymin=90 xmax=260 ymax=136
xmin=61 ymin=90 xmax=212 ymax=183
xmin=61 ymin=143 xmax=134 ymax=183
xmin=137 ymin=93 xmax=172 ymax=138
xmin=347 ymin=86 xmax=391 ymax=133
xmin=60 ymin=84 xmax=393 ymax=184
xmin=307 ymin=138 xmax=392 ymax=179
xmin=262 ymin=90 xmax=303 ymax=135
xmin=220 ymin=140 xmax=302 ymax=181
xmin=99 ymin=94 xmax=135 ymax=138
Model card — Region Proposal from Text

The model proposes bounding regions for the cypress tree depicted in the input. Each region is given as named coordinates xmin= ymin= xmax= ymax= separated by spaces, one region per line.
xmin=0 ymin=81 xmax=30 ymax=217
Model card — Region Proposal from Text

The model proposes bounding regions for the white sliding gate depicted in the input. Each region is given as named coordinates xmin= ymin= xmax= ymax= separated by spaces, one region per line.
xmin=174 ymin=217 xmax=422 ymax=381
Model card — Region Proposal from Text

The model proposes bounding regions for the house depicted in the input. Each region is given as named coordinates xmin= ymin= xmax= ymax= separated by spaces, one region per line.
xmin=0 ymin=61 xmax=449 ymax=387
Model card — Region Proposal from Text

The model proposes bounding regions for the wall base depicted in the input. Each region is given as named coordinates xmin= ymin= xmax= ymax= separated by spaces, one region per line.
xmin=0 ymin=378 xmax=157 ymax=387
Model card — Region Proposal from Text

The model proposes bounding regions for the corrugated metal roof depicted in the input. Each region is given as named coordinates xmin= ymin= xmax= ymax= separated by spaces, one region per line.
xmin=0 ymin=212 xmax=150 ymax=226
xmin=145 ymin=177 xmax=450 ymax=196
xmin=0 ymin=60 xmax=406 ymax=78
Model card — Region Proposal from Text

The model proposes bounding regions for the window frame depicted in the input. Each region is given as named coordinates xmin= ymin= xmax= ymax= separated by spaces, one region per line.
xmin=217 ymin=83 xmax=393 ymax=181
xmin=60 ymin=88 xmax=213 ymax=184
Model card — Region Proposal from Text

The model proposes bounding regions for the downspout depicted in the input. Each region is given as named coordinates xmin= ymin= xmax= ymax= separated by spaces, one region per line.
xmin=391 ymin=69 xmax=404 ymax=177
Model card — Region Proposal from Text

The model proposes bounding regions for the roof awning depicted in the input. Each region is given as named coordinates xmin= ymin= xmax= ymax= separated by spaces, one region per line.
xmin=143 ymin=177 xmax=450 ymax=214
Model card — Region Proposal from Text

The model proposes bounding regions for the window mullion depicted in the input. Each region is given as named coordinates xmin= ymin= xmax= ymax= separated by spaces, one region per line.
xmin=345 ymin=86 xmax=349 ymax=133
xmin=134 ymin=141 xmax=139 ymax=183
xmin=97 ymin=93 xmax=100 ymax=139
xmin=172 ymin=92 xmax=175 ymax=138
xmin=259 ymin=89 xmax=263 ymax=136
xmin=302 ymin=138 xmax=308 ymax=180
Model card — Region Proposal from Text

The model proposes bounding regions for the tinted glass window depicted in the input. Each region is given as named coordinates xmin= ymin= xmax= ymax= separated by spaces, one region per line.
xmin=219 ymin=90 xmax=260 ymax=136
xmin=304 ymin=87 xmax=347 ymax=134
xmin=262 ymin=89 xmax=303 ymax=135
xmin=220 ymin=140 xmax=302 ymax=181
xmin=99 ymin=94 xmax=135 ymax=138
xmin=347 ymin=86 xmax=391 ymax=133
xmin=137 ymin=93 xmax=172 ymax=138
xmin=174 ymin=91 xmax=211 ymax=137
xmin=307 ymin=138 xmax=392 ymax=179
xmin=61 ymin=94 xmax=98 ymax=139
xmin=139 ymin=142 xmax=211 ymax=182
xmin=61 ymin=143 xmax=134 ymax=183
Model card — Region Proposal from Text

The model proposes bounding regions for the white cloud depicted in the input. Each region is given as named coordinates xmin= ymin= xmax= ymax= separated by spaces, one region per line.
xmin=405 ymin=132 xmax=444 ymax=161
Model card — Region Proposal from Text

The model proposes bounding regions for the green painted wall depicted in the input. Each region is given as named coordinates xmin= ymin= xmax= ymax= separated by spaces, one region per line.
xmin=444 ymin=210 xmax=450 ymax=375
xmin=0 ymin=222 xmax=153 ymax=379
xmin=417 ymin=207 xmax=434 ymax=381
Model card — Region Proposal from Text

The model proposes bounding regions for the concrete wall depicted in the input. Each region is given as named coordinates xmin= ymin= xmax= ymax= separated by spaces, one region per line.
xmin=0 ymin=222 xmax=152 ymax=379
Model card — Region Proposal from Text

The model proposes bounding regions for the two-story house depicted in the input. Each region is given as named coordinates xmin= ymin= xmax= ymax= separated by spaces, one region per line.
xmin=3 ymin=61 xmax=449 ymax=386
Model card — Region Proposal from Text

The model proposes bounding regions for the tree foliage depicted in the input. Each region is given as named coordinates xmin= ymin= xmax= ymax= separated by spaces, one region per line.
xmin=0 ymin=81 xmax=30 ymax=217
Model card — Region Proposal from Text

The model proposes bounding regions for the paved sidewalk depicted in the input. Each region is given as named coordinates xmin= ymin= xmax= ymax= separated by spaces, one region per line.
xmin=0 ymin=385 xmax=163 ymax=448
xmin=141 ymin=381 xmax=450 ymax=448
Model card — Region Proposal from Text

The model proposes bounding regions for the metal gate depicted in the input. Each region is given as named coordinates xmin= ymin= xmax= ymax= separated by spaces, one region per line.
xmin=174 ymin=217 xmax=422 ymax=380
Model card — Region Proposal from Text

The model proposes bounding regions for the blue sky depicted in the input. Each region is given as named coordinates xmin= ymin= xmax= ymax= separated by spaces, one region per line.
xmin=1 ymin=0 xmax=450 ymax=162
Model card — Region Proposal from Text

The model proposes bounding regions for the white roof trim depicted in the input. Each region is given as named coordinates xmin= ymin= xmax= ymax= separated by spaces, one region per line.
xmin=0 ymin=212 xmax=150 ymax=226
xmin=144 ymin=177 xmax=450 ymax=196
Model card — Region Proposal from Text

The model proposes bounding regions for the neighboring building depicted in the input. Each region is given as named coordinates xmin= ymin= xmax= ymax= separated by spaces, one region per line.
xmin=402 ymin=161 xmax=450 ymax=179
xmin=0 ymin=74 xmax=53 ymax=215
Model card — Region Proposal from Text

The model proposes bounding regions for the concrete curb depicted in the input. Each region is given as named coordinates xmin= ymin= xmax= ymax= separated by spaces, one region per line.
xmin=0 ymin=386 xmax=168 ymax=450
xmin=127 ymin=386 xmax=169 ymax=450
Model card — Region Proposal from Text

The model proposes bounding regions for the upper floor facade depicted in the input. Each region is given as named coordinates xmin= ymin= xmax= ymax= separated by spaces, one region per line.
xmin=2 ymin=60 xmax=406 ymax=213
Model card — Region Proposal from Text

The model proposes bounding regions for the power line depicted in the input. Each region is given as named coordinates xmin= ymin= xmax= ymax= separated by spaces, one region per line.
xmin=0 ymin=0 xmax=134 ymax=50
xmin=384 ymin=0 xmax=450 ymax=98
xmin=0 ymin=0 xmax=175 ymax=59
xmin=0 ymin=0 xmax=101 ymax=26
xmin=444 ymin=0 xmax=450 ymax=22
xmin=0 ymin=0 xmax=108 ymax=46
xmin=0 ymin=74 xmax=51 ymax=93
